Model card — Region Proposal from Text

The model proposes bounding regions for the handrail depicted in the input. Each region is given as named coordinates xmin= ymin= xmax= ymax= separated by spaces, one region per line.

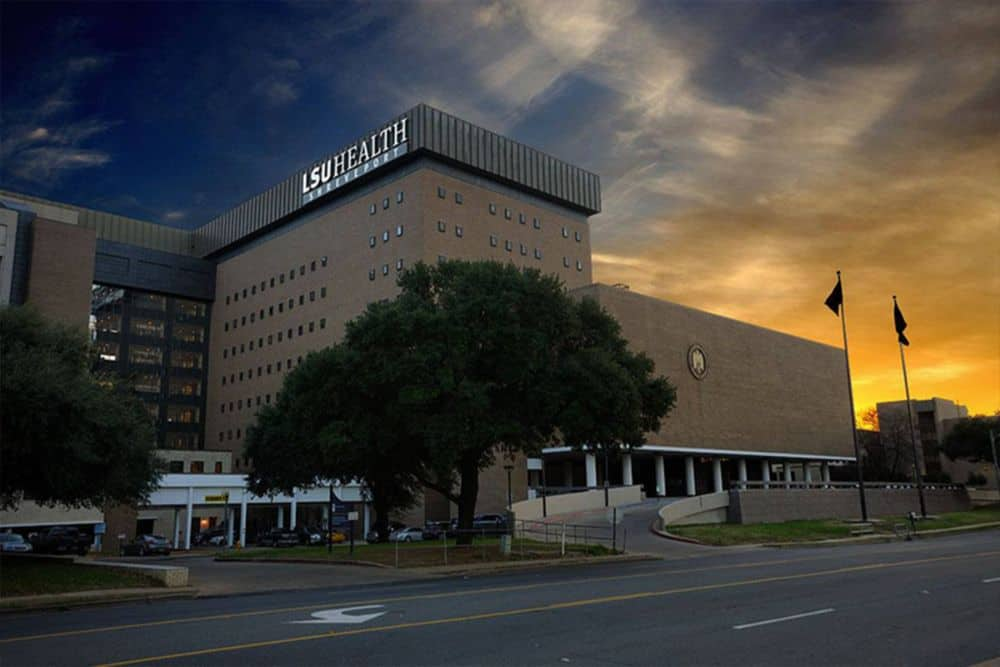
xmin=733 ymin=480 xmax=964 ymax=491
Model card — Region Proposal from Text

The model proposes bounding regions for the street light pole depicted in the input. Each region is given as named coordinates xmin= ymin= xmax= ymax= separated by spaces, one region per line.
xmin=603 ymin=445 xmax=610 ymax=508
xmin=504 ymin=461 xmax=514 ymax=510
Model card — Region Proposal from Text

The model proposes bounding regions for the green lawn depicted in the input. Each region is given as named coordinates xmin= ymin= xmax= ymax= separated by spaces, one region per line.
xmin=1 ymin=556 xmax=161 ymax=597
xmin=669 ymin=504 xmax=1000 ymax=546
xmin=218 ymin=537 xmax=612 ymax=568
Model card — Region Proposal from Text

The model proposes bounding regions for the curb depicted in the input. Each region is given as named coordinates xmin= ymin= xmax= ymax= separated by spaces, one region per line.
xmin=0 ymin=587 xmax=198 ymax=613
xmin=214 ymin=556 xmax=391 ymax=569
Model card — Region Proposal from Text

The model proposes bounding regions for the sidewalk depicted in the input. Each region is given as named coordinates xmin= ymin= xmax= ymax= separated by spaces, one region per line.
xmin=0 ymin=587 xmax=198 ymax=613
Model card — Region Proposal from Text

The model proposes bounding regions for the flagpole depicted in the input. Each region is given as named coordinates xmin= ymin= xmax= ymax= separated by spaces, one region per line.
xmin=895 ymin=295 xmax=927 ymax=518
xmin=838 ymin=271 xmax=869 ymax=522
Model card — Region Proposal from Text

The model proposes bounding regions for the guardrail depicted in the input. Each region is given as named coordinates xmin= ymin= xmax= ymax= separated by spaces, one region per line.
xmin=734 ymin=481 xmax=965 ymax=491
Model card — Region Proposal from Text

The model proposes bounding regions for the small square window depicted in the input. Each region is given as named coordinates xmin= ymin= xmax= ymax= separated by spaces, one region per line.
xmin=320 ymin=318 xmax=326 ymax=329
xmin=396 ymin=191 xmax=404 ymax=204
xmin=437 ymin=220 xmax=446 ymax=233
xmin=369 ymin=203 xmax=376 ymax=215
xmin=504 ymin=208 xmax=512 ymax=220
xmin=382 ymin=264 xmax=389 ymax=276
xmin=382 ymin=230 xmax=390 ymax=243
xmin=383 ymin=197 xmax=390 ymax=210
xmin=489 ymin=235 xmax=498 ymax=247
xmin=369 ymin=268 xmax=376 ymax=281
xmin=437 ymin=255 xmax=447 ymax=263
xmin=437 ymin=186 xmax=446 ymax=199
xmin=396 ymin=225 xmax=404 ymax=237
xmin=321 ymin=256 xmax=328 ymax=267
xmin=455 ymin=226 xmax=463 ymax=238
xmin=489 ymin=203 xmax=497 ymax=215
xmin=455 ymin=192 xmax=463 ymax=204
xmin=505 ymin=240 xmax=513 ymax=252
xmin=533 ymin=218 xmax=541 ymax=230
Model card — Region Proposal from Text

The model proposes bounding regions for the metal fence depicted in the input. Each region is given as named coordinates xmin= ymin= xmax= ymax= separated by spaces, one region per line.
xmin=735 ymin=480 xmax=964 ymax=491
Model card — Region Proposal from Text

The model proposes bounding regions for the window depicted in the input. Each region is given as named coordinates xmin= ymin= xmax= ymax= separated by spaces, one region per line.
xmin=234 ymin=292 xmax=239 ymax=303
xmin=369 ymin=235 xmax=377 ymax=247
xmin=288 ymin=328 xmax=293 ymax=339
xmin=321 ymin=256 xmax=328 ymax=267
xmin=249 ymin=313 xmax=255 ymax=323
xmin=437 ymin=220 xmax=446 ymax=233
xmin=96 ymin=340 xmax=118 ymax=362
xmin=437 ymin=255 xmax=447 ymax=263
xmin=383 ymin=197 xmax=390 ymax=210
xmin=267 ymin=363 xmax=272 ymax=374
xmin=533 ymin=218 xmax=541 ymax=230
xmin=288 ymin=298 xmax=294 ymax=309
xmin=310 ymin=291 xmax=315 ymax=302
xmin=320 ymin=287 xmax=327 ymax=298
xmin=505 ymin=240 xmax=513 ymax=252
xmin=190 ymin=461 xmax=204 ymax=473
xmin=169 ymin=461 xmax=184 ymax=473
xmin=241 ymin=316 xmax=246 ymax=326
xmin=396 ymin=225 xmax=404 ymax=237
xmin=251 ymin=285 xmax=256 ymax=295
xmin=309 ymin=321 xmax=315 ymax=333
xmin=319 ymin=318 xmax=326 ymax=329
xmin=221 ymin=403 xmax=226 ymax=413
xmin=214 ymin=462 xmax=223 ymax=474
xmin=369 ymin=203 xmax=376 ymax=215
xmin=278 ymin=331 xmax=283 ymax=341
xmin=455 ymin=192 xmax=463 ymax=204
xmin=270 ymin=277 xmax=275 ymax=287
xmin=455 ymin=225 xmax=463 ymax=238
xmin=269 ymin=306 xmax=274 ymax=315
xmin=519 ymin=213 xmax=526 ymax=224
xmin=277 ymin=361 xmax=282 ymax=371
xmin=242 ymin=288 xmax=247 ymax=298
xmin=396 ymin=259 xmax=404 ymax=271
xmin=224 ymin=322 xmax=229 ymax=332
xmin=219 ymin=432 xmax=225 ymax=442
xmin=299 ymin=265 xmax=305 ymax=276
xmin=489 ymin=203 xmax=497 ymax=215
xmin=175 ymin=299 xmax=206 ymax=317
xmin=134 ymin=374 xmax=160 ymax=393
xmin=130 ymin=317 xmax=164 ymax=338
xmin=280 ymin=273 xmax=285 ymax=284
xmin=310 ymin=260 xmax=316 ymax=272
xmin=129 ymin=345 xmax=163 ymax=366
xmin=437 ymin=186 xmax=446 ymax=198
xmin=519 ymin=243 xmax=527 ymax=256
xmin=172 ymin=350 xmax=202 ymax=369
xmin=504 ymin=208 xmax=512 ymax=220
xmin=562 ymin=226 xmax=569 ymax=238
xmin=369 ymin=268 xmax=376 ymax=281
xmin=396 ymin=191 xmax=404 ymax=204
xmin=382 ymin=264 xmax=389 ymax=276
xmin=575 ymin=231 xmax=582 ymax=242
xmin=576 ymin=260 xmax=583 ymax=271
xmin=299 ymin=294 xmax=305 ymax=305
xmin=261 ymin=281 xmax=266 ymax=291
xmin=223 ymin=348 xmax=228 ymax=359
xmin=259 ymin=308 xmax=264 ymax=319
xmin=289 ymin=269 xmax=295 ymax=280
xmin=298 ymin=325 xmax=304 ymax=336
xmin=266 ymin=394 xmax=272 ymax=404
xmin=222 ymin=376 xmax=227 ymax=386
xmin=167 ymin=405 xmax=200 ymax=424
xmin=563 ymin=256 xmax=570 ymax=268
xmin=534 ymin=248 xmax=542 ymax=259
xmin=268 ymin=334 xmax=273 ymax=344
xmin=226 ymin=296 xmax=231 ymax=305
xmin=169 ymin=378 xmax=201 ymax=397
xmin=490 ymin=235 xmax=498 ymax=247
xmin=133 ymin=293 xmax=166 ymax=311
xmin=382 ymin=230 xmax=390 ymax=243
xmin=167 ymin=433 xmax=199 ymax=450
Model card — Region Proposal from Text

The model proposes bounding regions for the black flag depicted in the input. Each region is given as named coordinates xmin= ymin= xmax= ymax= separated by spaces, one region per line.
xmin=824 ymin=277 xmax=843 ymax=315
xmin=894 ymin=301 xmax=909 ymax=346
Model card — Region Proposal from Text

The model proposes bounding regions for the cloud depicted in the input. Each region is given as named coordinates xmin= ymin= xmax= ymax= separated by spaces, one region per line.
xmin=164 ymin=210 xmax=186 ymax=221
xmin=253 ymin=79 xmax=299 ymax=106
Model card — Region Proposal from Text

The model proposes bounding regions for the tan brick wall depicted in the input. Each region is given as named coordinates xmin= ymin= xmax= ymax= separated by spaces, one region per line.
xmin=730 ymin=487 xmax=970 ymax=523
xmin=26 ymin=218 xmax=96 ymax=329
xmin=575 ymin=283 xmax=854 ymax=459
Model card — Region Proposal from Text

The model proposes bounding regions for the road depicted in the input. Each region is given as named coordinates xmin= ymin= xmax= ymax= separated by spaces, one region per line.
xmin=2 ymin=531 xmax=999 ymax=666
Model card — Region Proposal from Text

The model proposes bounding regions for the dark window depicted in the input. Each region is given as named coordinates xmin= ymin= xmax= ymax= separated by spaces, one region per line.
xmin=319 ymin=318 xmax=326 ymax=329
xmin=310 ymin=261 xmax=316 ymax=272
xmin=455 ymin=192 xmax=463 ymax=204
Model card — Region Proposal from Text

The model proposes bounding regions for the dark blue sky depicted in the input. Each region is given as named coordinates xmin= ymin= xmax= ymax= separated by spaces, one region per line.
xmin=2 ymin=1 xmax=997 ymax=410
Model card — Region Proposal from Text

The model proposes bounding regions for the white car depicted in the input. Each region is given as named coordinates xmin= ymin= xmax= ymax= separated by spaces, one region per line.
xmin=0 ymin=533 xmax=32 ymax=552
xmin=388 ymin=527 xmax=424 ymax=543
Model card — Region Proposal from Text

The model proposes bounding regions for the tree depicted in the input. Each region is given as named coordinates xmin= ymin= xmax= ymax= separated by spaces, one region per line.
xmin=0 ymin=306 xmax=160 ymax=510
xmin=941 ymin=415 xmax=1000 ymax=462
xmin=857 ymin=406 xmax=879 ymax=431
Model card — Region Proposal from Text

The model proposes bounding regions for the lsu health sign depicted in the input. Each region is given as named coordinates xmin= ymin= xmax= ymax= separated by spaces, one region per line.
xmin=301 ymin=116 xmax=409 ymax=205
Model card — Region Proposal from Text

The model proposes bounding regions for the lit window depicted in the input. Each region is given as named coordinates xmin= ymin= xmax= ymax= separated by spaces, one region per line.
xmin=455 ymin=226 xmax=463 ymax=238
xmin=382 ymin=230 xmax=390 ymax=243
xmin=437 ymin=186 xmax=446 ymax=199
xmin=562 ymin=227 xmax=569 ymax=238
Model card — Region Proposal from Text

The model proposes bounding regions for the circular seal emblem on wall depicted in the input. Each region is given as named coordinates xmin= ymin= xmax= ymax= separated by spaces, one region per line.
xmin=687 ymin=344 xmax=708 ymax=380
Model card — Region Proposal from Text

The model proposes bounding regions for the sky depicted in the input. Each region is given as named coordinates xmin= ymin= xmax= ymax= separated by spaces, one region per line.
xmin=2 ymin=1 xmax=998 ymax=416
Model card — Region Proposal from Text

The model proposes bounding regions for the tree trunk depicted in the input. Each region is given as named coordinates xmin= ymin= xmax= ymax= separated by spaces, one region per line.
xmin=454 ymin=455 xmax=480 ymax=546
xmin=372 ymin=486 xmax=391 ymax=543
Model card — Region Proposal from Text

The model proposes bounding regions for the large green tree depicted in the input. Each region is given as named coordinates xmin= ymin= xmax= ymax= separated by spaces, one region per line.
xmin=942 ymin=415 xmax=1000 ymax=463
xmin=0 ymin=306 xmax=161 ymax=510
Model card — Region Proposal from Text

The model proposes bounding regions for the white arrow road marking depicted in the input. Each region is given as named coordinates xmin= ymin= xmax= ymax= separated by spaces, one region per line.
xmin=983 ymin=577 xmax=1000 ymax=583
xmin=733 ymin=608 xmax=835 ymax=630
xmin=289 ymin=605 xmax=387 ymax=625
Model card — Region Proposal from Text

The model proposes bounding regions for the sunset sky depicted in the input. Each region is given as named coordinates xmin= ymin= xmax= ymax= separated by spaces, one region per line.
xmin=2 ymin=1 xmax=998 ymax=415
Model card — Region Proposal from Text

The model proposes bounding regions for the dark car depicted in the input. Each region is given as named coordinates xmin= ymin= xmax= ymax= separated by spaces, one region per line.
xmin=472 ymin=514 xmax=509 ymax=535
xmin=29 ymin=526 xmax=91 ymax=555
xmin=120 ymin=534 xmax=172 ymax=557
xmin=422 ymin=521 xmax=448 ymax=541
xmin=259 ymin=528 xmax=299 ymax=547
xmin=365 ymin=521 xmax=405 ymax=543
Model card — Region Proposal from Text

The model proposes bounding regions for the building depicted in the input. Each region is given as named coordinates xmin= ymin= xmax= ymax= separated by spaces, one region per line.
xmin=0 ymin=103 xmax=854 ymax=544
xmin=876 ymin=398 xmax=971 ymax=482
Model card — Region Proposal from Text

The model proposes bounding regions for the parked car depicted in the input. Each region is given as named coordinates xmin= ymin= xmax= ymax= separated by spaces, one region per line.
xmin=0 ymin=533 xmax=32 ymax=553
xmin=28 ymin=526 xmax=91 ymax=555
xmin=365 ymin=521 xmax=405 ymax=543
xmin=120 ymin=534 xmax=172 ymax=557
xmin=472 ymin=514 xmax=509 ymax=535
xmin=422 ymin=521 xmax=448 ymax=541
xmin=194 ymin=529 xmax=225 ymax=546
xmin=388 ymin=527 xmax=424 ymax=543
xmin=259 ymin=528 xmax=300 ymax=547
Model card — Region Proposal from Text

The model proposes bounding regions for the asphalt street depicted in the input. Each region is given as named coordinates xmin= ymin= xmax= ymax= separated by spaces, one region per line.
xmin=2 ymin=531 xmax=999 ymax=666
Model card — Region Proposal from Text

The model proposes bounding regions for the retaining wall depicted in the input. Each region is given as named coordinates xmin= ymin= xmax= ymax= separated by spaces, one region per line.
xmin=512 ymin=485 xmax=643 ymax=521
xmin=728 ymin=487 xmax=971 ymax=524
xmin=658 ymin=492 xmax=730 ymax=527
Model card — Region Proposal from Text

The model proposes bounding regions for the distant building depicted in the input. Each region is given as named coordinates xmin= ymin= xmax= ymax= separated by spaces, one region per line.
xmin=876 ymin=398 xmax=969 ymax=481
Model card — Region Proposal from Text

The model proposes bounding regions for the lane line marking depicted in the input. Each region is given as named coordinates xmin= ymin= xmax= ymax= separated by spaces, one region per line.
xmin=0 ymin=551 xmax=881 ymax=645
xmin=983 ymin=577 xmax=1000 ymax=583
xmin=92 ymin=549 xmax=1000 ymax=667
xmin=733 ymin=607 xmax=835 ymax=630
